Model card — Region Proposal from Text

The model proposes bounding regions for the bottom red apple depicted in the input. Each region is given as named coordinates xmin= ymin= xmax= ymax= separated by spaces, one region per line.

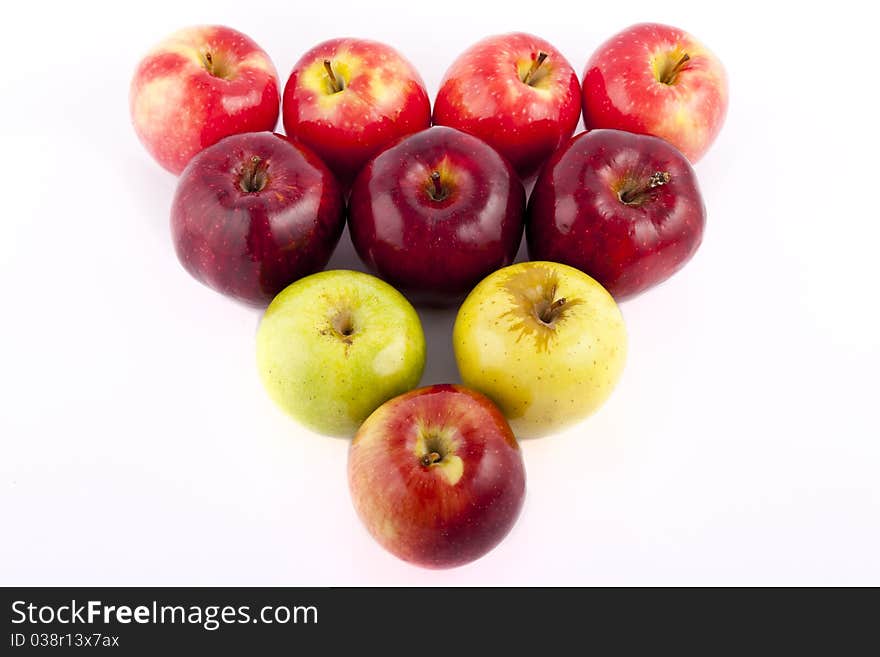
xmin=348 ymin=384 xmax=525 ymax=568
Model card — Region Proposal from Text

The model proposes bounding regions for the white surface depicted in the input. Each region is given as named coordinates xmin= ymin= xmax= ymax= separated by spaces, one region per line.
xmin=2 ymin=0 xmax=878 ymax=586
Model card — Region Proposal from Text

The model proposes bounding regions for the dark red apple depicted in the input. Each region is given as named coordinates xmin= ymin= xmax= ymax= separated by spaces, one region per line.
xmin=282 ymin=38 xmax=431 ymax=186
xmin=348 ymin=384 xmax=526 ymax=569
xmin=433 ymin=32 xmax=581 ymax=179
xmin=171 ymin=132 xmax=344 ymax=306
xmin=348 ymin=127 xmax=525 ymax=304
xmin=527 ymin=129 xmax=705 ymax=300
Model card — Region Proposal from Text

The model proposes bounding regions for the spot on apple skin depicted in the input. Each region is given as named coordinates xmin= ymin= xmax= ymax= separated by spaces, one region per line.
xmin=434 ymin=455 xmax=464 ymax=486
xmin=379 ymin=515 xmax=398 ymax=542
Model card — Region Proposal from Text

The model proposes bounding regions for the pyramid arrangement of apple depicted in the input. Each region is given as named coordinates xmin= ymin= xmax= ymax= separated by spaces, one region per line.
xmin=131 ymin=23 xmax=727 ymax=569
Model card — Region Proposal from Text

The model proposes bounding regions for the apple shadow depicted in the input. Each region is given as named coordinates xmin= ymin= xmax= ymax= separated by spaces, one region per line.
xmin=325 ymin=225 xmax=369 ymax=274
xmin=417 ymin=305 xmax=461 ymax=386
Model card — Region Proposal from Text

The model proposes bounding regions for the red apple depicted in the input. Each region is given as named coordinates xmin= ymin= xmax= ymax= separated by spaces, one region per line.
xmin=171 ymin=132 xmax=344 ymax=306
xmin=348 ymin=127 xmax=525 ymax=304
xmin=282 ymin=38 xmax=431 ymax=186
xmin=130 ymin=25 xmax=280 ymax=174
xmin=433 ymin=32 xmax=581 ymax=179
xmin=582 ymin=22 xmax=728 ymax=163
xmin=348 ymin=384 xmax=525 ymax=569
xmin=527 ymin=129 xmax=705 ymax=300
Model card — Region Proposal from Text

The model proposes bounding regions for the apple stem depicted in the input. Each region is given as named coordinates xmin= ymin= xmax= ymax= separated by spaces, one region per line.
xmin=421 ymin=452 xmax=442 ymax=466
xmin=539 ymin=297 xmax=568 ymax=324
xmin=323 ymin=60 xmax=343 ymax=93
xmin=240 ymin=156 xmax=269 ymax=193
xmin=619 ymin=171 xmax=671 ymax=205
xmin=660 ymin=53 xmax=690 ymax=85
xmin=428 ymin=171 xmax=448 ymax=201
xmin=522 ymin=51 xmax=549 ymax=85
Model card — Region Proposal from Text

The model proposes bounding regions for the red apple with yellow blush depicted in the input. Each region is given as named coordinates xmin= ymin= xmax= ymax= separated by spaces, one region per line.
xmin=348 ymin=384 xmax=526 ymax=569
xmin=282 ymin=38 xmax=431 ymax=186
xmin=433 ymin=32 xmax=581 ymax=179
xmin=130 ymin=25 xmax=280 ymax=174
xmin=581 ymin=22 xmax=728 ymax=162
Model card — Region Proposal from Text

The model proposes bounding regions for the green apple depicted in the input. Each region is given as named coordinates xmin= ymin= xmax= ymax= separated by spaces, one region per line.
xmin=256 ymin=270 xmax=426 ymax=436
xmin=453 ymin=261 xmax=626 ymax=437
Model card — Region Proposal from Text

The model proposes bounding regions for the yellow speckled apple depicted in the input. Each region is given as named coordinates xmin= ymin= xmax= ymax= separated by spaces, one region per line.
xmin=453 ymin=262 xmax=626 ymax=437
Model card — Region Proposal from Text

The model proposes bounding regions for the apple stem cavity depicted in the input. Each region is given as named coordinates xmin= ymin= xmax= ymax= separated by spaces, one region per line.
xmin=201 ymin=51 xmax=232 ymax=80
xmin=323 ymin=60 xmax=344 ymax=93
xmin=522 ymin=51 xmax=549 ymax=86
xmin=659 ymin=52 xmax=690 ymax=85
xmin=420 ymin=433 xmax=448 ymax=466
xmin=331 ymin=309 xmax=355 ymax=340
xmin=619 ymin=171 xmax=671 ymax=205
xmin=240 ymin=156 xmax=269 ymax=193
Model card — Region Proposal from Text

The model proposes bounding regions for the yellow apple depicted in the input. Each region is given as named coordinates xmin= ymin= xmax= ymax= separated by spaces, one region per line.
xmin=453 ymin=261 xmax=626 ymax=437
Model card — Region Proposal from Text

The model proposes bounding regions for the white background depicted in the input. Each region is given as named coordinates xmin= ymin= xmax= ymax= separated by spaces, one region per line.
xmin=2 ymin=0 xmax=878 ymax=586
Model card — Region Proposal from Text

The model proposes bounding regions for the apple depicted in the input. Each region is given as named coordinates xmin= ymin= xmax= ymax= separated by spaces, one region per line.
xmin=256 ymin=270 xmax=426 ymax=436
xmin=130 ymin=25 xmax=280 ymax=174
xmin=581 ymin=22 xmax=728 ymax=163
xmin=171 ymin=132 xmax=345 ymax=306
xmin=348 ymin=126 xmax=525 ymax=304
xmin=348 ymin=384 xmax=525 ymax=568
xmin=282 ymin=38 xmax=431 ymax=186
xmin=527 ymin=129 xmax=706 ymax=300
xmin=453 ymin=262 xmax=626 ymax=438
xmin=432 ymin=32 xmax=581 ymax=179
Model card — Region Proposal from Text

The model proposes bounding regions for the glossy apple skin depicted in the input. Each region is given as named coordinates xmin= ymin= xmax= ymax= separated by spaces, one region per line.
xmin=130 ymin=25 xmax=280 ymax=174
xmin=433 ymin=33 xmax=581 ymax=179
xmin=282 ymin=38 xmax=431 ymax=186
xmin=171 ymin=132 xmax=344 ymax=306
xmin=527 ymin=129 xmax=706 ymax=300
xmin=257 ymin=270 xmax=426 ymax=436
xmin=454 ymin=262 xmax=627 ymax=438
xmin=582 ymin=22 xmax=728 ymax=162
xmin=349 ymin=127 xmax=525 ymax=304
xmin=349 ymin=384 xmax=525 ymax=569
